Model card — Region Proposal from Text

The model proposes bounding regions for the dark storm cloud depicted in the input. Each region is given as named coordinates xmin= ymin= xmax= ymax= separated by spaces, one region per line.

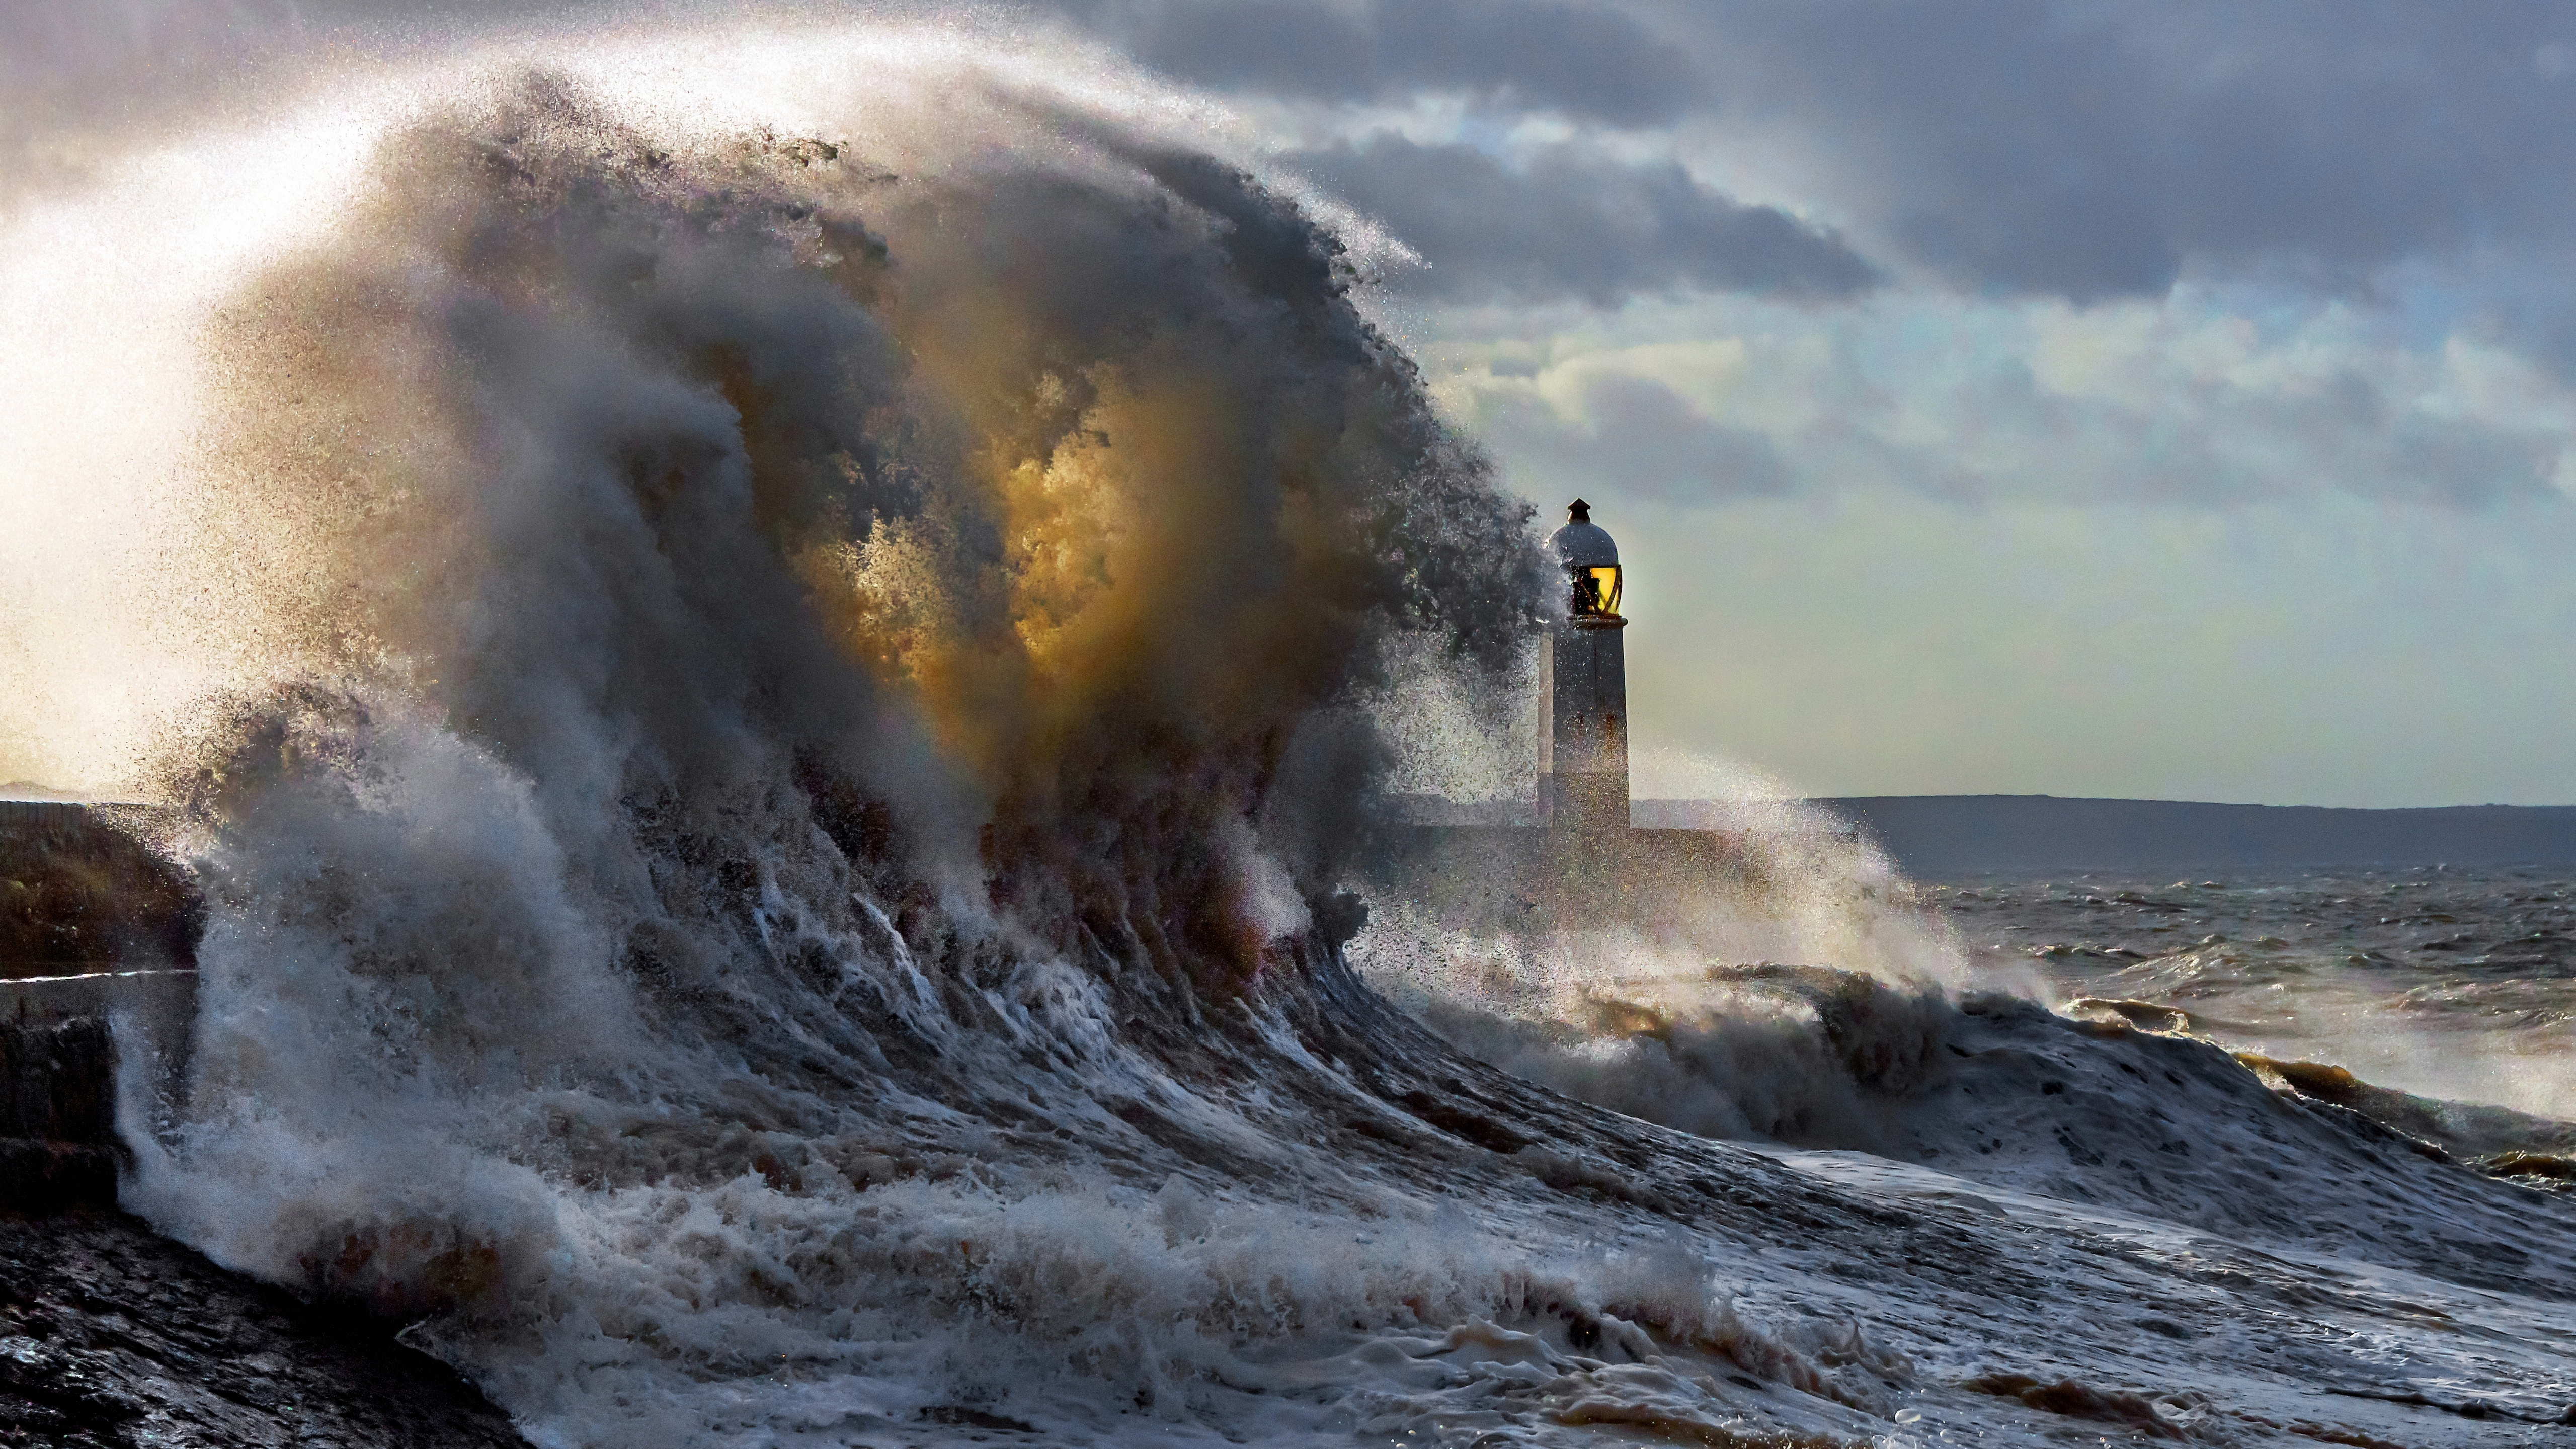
xmin=26 ymin=0 xmax=2576 ymax=316
xmin=1289 ymin=136 xmax=1879 ymax=305
xmin=1051 ymin=0 xmax=2576 ymax=305
xmin=1050 ymin=0 xmax=1702 ymax=126
xmin=1672 ymin=0 xmax=2576 ymax=301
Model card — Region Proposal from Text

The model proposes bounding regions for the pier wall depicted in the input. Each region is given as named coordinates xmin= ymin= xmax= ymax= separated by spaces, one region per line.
xmin=2 ymin=802 xmax=200 ymax=1212
xmin=0 ymin=1016 xmax=123 ymax=1212
xmin=1371 ymin=825 xmax=1748 ymax=933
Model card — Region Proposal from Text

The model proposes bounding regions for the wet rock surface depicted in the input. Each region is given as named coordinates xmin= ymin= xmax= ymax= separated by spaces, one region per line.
xmin=0 ymin=1209 xmax=527 ymax=1448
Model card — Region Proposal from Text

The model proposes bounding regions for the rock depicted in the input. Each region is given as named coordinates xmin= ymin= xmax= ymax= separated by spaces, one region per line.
xmin=0 ymin=1208 xmax=528 ymax=1448
xmin=0 ymin=802 xmax=201 ymax=977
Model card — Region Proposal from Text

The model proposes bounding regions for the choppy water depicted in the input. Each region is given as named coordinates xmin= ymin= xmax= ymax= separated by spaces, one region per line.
xmin=1931 ymin=868 xmax=2576 ymax=1123
xmin=2 ymin=20 xmax=2571 ymax=1448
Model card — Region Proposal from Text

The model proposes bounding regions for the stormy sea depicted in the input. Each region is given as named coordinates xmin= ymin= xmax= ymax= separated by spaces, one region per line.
xmin=5 ymin=23 xmax=2572 ymax=1448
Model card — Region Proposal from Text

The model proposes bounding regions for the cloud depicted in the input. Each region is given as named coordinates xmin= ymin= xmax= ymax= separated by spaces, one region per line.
xmin=32 ymin=2 xmax=2576 ymax=315
xmin=1290 ymin=135 xmax=1880 ymax=305
xmin=1058 ymin=0 xmax=1703 ymax=125
xmin=1676 ymin=0 xmax=2576 ymax=301
xmin=1472 ymin=371 xmax=1797 ymax=501
xmin=1046 ymin=1 xmax=2576 ymax=306
xmin=1429 ymin=292 xmax=2573 ymax=511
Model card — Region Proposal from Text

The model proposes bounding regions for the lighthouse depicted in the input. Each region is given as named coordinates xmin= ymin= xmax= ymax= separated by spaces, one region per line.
xmin=1538 ymin=499 xmax=1628 ymax=832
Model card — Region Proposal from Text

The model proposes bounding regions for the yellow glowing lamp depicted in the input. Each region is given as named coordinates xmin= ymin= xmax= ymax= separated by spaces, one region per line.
xmin=1576 ymin=565 xmax=1623 ymax=618
xmin=1548 ymin=498 xmax=1623 ymax=621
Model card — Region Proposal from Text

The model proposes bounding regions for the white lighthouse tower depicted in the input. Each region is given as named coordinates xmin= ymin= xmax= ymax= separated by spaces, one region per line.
xmin=1539 ymin=499 xmax=1628 ymax=833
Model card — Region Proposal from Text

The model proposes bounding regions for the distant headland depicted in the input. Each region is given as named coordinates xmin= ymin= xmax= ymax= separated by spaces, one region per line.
xmin=1637 ymin=795 xmax=2576 ymax=875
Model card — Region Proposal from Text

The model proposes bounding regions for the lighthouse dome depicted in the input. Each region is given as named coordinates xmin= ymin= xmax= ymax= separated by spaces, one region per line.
xmin=1546 ymin=498 xmax=1618 ymax=567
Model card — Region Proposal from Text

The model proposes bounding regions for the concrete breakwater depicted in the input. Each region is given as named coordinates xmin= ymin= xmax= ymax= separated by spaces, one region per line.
xmin=2 ymin=800 xmax=200 ymax=1212
xmin=0 ymin=1015 xmax=123 ymax=1213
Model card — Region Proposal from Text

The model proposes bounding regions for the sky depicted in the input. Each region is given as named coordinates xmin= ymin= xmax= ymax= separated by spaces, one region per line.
xmin=9 ymin=0 xmax=2576 ymax=806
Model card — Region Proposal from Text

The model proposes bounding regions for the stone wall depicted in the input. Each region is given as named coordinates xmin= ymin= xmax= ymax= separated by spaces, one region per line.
xmin=0 ymin=1015 xmax=123 ymax=1212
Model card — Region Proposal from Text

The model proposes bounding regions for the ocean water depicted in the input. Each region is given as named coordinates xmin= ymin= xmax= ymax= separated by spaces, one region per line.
xmin=0 ymin=20 xmax=2569 ymax=1448
xmin=1350 ymin=855 xmax=2576 ymax=1443
xmin=1935 ymin=868 xmax=2576 ymax=1127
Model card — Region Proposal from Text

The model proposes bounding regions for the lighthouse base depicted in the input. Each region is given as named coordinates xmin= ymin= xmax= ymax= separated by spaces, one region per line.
xmin=1539 ymin=771 xmax=1630 ymax=833
xmin=1370 ymin=822 xmax=1743 ymax=932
